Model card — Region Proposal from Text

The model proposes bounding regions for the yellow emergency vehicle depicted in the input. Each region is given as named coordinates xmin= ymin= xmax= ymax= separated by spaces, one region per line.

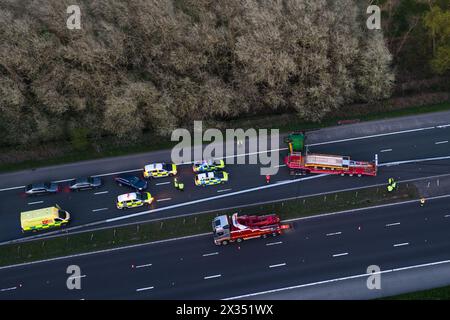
xmin=20 ymin=205 xmax=70 ymax=232
xmin=143 ymin=163 xmax=177 ymax=178
xmin=194 ymin=171 xmax=229 ymax=186
xmin=116 ymin=192 xmax=154 ymax=209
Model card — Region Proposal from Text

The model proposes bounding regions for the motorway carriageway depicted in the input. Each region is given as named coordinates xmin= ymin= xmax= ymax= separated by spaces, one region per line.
xmin=0 ymin=196 xmax=450 ymax=299
xmin=0 ymin=124 xmax=450 ymax=242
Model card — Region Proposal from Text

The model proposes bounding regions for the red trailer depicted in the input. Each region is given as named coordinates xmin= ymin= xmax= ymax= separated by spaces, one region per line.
xmin=284 ymin=151 xmax=378 ymax=177
xmin=212 ymin=213 xmax=289 ymax=245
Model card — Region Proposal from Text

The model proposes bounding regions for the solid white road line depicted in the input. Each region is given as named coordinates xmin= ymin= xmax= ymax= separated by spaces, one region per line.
xmin=326 ymin=232 xmax=342 ymax=237
xmin=155 ymin=182 xmax=171 ymax=186
xmin=380 ymin=155 xmax=450 ymax=167
xmin=269 ymin=263 xmax=286 ymax=268
xmin=135 ymin=263 xmax=152 ymax=269
xmin=386 ymin=222 xmax=401 ymax=227
xmin=28 ymin=201 xmax=44 ymax=205
xmin=332 ymin=253 xmax=348 ymax=257
xmin=202 ymin=252 xmax=219 ymax=257
xmin=136 ymin=286 xmax=154 ymax=292
xmin=266 ymin=241 xmax=283 ymax=246
xmin=435 ymin=141 xmax=448 ymax=145
xmin=223 ymin=258 xmax=450 ymax=300
xmin=92 ymin=208 xmax=108 ymax=212
xmin=53 ymin=178 xmax=75 ymax=183
xmin=393 ymin=242 xmax=409 ymax=247
xmin=93 ymin=169 xmax=141 ymax=178
xmin=204 ymin=274 xmax=222 ymax=280
xmin=308 ymin=126 xmax=436 ymax=147
xmin=217 ymin=189 xmax=232 ymax=193
xmin=445 ymin=215 xmax=450 ymax=218
xmin=437 ymin=124 xmax=450 ymax=128
xmin=0 ymin=287 xmax=17 ymax=292
xmin=94 ymin=191 xmax=109 ymax=195
xmin=0 ymin=186 xmax=25 ymax=192
xmin=157 ymin=198 xmax=171 ymax=202
xmin=380 ymin=149 xmax=392 ymax=153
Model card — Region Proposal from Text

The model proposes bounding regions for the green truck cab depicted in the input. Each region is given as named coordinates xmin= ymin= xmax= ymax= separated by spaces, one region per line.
xmin=285 ymin=131 xmax=306 ymax=153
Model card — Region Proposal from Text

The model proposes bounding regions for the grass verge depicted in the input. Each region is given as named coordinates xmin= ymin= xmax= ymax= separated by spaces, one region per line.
xmin=384 ymin=285 xmax=450 ymax=300
xmin=0 ymin=183 xmax=418 ymax=267
xmin=0 ymin=101 xmax=449 ymax=173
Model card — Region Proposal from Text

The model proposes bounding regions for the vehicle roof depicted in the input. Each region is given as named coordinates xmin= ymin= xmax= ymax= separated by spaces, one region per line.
xmin=214 ymin=215 xmax=229 ymax=228
xmin=117 ymin=193 xmax=138 ymax=202
xmin=21 ymin=207 xmax=58 ymax=223
xmin=197 ymin=172 xmax=217 ymax=180
xmin=145 ymin=163 xmax=163 ymax=171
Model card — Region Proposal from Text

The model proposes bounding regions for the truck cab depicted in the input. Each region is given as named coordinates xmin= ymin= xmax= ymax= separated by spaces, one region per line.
xmin=212 ymin=215 xmax=230 ymax=244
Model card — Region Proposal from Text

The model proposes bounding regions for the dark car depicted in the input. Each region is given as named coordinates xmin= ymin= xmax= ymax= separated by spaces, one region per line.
xmin=25 ymin=182 xmax=59 ymax=195
xmin=69 ymin=177 xmax=103 ymax=191
xmin=115 ymin=174 xmax=148 ymax=191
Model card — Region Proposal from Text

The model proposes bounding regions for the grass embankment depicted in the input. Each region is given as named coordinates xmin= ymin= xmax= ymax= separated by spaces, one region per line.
xmin=385 ymin=285 xmax=450 ymax=300
xmin=0 ymin=101 xmax=449 ymax=173
xmin=0 ymin=183 xmax=418 ymax=267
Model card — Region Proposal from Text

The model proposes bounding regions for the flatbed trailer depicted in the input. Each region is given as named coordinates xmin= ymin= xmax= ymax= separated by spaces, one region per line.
xmin=284 ymin=152 xmax=378 ymax=177
xmin=212 ymin=213 xmax=289 ymax=245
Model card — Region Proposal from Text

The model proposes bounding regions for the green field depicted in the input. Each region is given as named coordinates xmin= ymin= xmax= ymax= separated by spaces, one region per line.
xmin=385 ymin=285 xmax=450 ymax=300
xmin=0 ymin=183 xmax=418 ymax=267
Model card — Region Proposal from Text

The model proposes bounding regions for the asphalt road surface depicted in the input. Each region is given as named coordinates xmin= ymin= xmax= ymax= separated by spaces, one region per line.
xmin=1 ymin=196 xmax=449 ymax=299
xmin=0 ymin=113 xmax=450 ymax=242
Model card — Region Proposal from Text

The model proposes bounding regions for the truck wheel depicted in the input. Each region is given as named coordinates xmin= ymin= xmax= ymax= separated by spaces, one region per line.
xmin=272 ymin=232 xmax=278 ymax=237
xmin=236 ymin=238 xmax=243 ymax=243
xmin=221 ymin=240 xmax=228 ymax=245
xmin=341 ymin=173 xmax=345 ymax=176
xmin=262 ymin=234 xmax=268 ymax=239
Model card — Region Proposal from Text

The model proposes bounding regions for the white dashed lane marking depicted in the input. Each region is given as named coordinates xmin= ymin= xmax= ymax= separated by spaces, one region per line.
xmin=28 ymin=201 xmax=44 ymax=205
xmin=94 ymin=191 xmax=109 ymax=195
xmin=326 ymin=232 xmax=342 ymax=236
xmin=386 ymin=222 xmax=401 ymax=227
xmin=269 ymin=263 xmax=286 ymax=268
xmin=136 ymin=286 xmax=154 ymax=292
xmin=393 ymin=242 xmax=409 ymax=247
xmin=135 ymin=263 xmax=152 ymax=269
xmin=155 ymin=182 xmax=171 ymax=186
xmin=202 ymin=252 xmax=219 ymax=257
xmin=266 ymin=241 xmax=283 ymax=246
xmin=332 ymin=253 xmax=348 ymax=258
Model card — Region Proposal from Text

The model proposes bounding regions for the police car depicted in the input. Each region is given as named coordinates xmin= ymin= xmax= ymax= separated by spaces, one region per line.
xmin=194 ymin=171 xmax=229 ymax=186
xmin=143 ymin=163 xmax=177 ymax=179
xmin=116 ymin=192 xmax=154 ymax=209
xmin=192 ymin=159 xmax=225 ymax=173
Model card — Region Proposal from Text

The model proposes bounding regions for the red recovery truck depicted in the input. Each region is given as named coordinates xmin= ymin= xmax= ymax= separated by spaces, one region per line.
xmin=212 ymin=213 xmax=290 ymax=245
xmin=284 ymin=149 xmax=378 ymax=177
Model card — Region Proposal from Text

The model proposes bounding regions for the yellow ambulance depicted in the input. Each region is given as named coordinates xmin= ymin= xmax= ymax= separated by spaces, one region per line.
xmin=20 ymin=205 xmax=70 ymax=232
